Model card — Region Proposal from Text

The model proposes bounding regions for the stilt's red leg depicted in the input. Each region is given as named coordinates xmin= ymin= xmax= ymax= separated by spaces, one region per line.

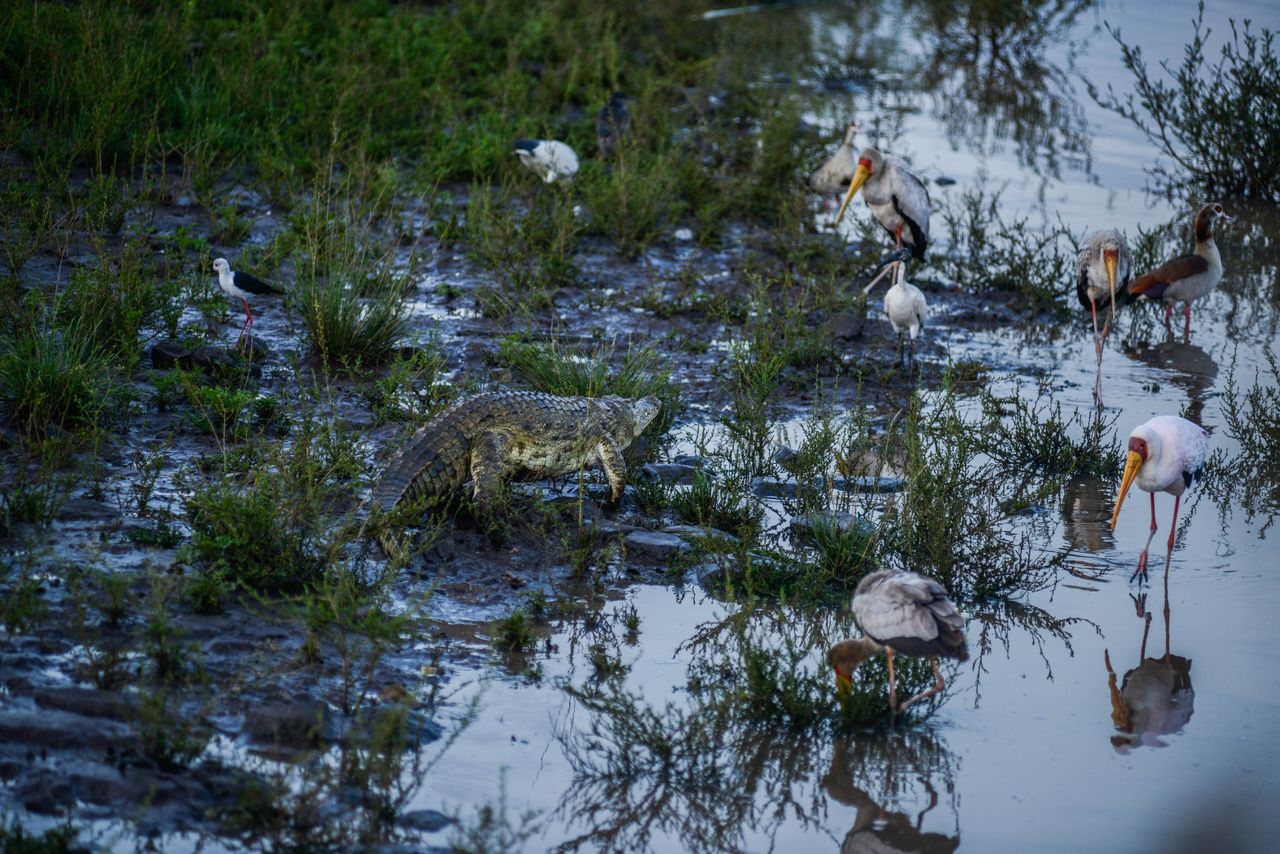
xmin=241 ymin=299 xmax=254 ymax=352
xmin=886 ymin=647 xmax=897 ymax=715
xmin=1166 ymin=494 xmax=1181 ymax=551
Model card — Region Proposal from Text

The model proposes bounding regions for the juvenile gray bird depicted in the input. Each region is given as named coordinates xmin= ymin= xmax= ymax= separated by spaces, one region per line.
xmin=829 ymin=569 xmax=967 ymax=716
xmin=1076 ymin=228 xmax=1134 ymax=404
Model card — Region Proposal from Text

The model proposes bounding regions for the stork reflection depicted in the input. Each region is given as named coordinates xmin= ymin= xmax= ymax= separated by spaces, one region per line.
xmin=1104 ymin=552 xmax=1194 ymax=750
xmin=823 ymin=731 xmax=960 ymax=853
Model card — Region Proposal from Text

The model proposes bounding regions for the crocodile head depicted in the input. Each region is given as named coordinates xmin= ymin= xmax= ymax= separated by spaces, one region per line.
xmin=601 ymin=394 xmax=661 ymax=446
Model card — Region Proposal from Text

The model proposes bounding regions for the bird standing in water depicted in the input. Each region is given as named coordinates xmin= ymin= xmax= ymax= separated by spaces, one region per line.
xmin=1110 ymin=415 xmax=1208 ymax=583
xmin=833 ymin=145 xmax=931 ymax=260
xmin=829 ymin=569 xmax=968 ymax=716
xmin=212 ymin=258 xmax=283 ymax=353
xmin=596 ymin=92 xmax=630 ymax=159
xmin=1126 ymin=203 xmax=1232 ymax=338
xmin=513 ymin=138 xmax=580 ymax=183
xmin=1076 ymin=229 xmax=1133 ymax=405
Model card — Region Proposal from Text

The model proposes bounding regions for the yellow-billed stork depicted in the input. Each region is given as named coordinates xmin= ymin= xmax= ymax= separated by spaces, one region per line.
xmin=829 ymin=569 xmax=967 ymax=716
xmin=213 ymin=258 xmax=283 ymax=353
xmin=1077 ymin=229 xmax=1133 ymax=404
xmin=1127 ymin=203 xmax=1232 ymax=337
xmin=513 ymin=139 xmax=580 ymax=183
xmin=833 ymin=146 xmax=931 ymax=260
xmin=1110 ymin=415 xmax=1209 ymax=583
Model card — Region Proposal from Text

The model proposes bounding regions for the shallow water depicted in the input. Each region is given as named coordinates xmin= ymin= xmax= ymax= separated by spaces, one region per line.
xmin=408 ymin=1 xmax=1280 ymax=851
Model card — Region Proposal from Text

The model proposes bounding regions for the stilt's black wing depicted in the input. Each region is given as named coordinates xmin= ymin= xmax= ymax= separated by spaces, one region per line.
xmin=233 ymin=271 xmax=283 ymax=295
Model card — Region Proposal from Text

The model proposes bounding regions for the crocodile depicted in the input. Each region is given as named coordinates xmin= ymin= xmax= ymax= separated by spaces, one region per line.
xmin=365 ymin=390 xmax=661 ymax=553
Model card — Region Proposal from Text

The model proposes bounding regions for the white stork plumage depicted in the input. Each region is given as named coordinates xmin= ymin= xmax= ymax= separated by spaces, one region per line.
xmin=213 ymin=257 xmax=283 ymax=352
xmin=833 ymin=146 xmax=931 ymax=260
xmin=513 ymin=138 xmax=580 ymax=183
xmin=1126 ymin=203 xmax=1232 ymax=338
xmin=1110 ymin=415 xmax=1209 ymax=583
xmin=1076 ymin=229 xmax=1134 ymax=404
xmin=829 ymin=569 xmax=968 ymax=716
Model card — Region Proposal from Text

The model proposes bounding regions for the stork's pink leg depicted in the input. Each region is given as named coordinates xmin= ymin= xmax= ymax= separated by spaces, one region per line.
xmin=1166 ymin=494 xmax=1181 ymax=551
xmin=1163 ymin=303 xmax=1173 ymax=329
xmin=895 ymin=224 xmax=902 ymax=249
xmin=1130 ymin=492 xmax=1159 ymax=584
xmin=899 ymin=657 xmax=947 ymax=713
xmin=1091 ymin=297 xmax=1104 ymax=405
xmin=1183 ymin=304 xmax=1191 ymax=339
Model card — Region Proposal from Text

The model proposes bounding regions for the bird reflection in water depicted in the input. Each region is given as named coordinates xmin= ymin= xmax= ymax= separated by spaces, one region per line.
xmin=1124 ymin=337 xmax=1218 ymax=425
xmin=1061 ymin=474 xmax=1116 ymax=554
xmin=823 ymin=732 xmax=960 ymax=853
xmin=1104 ymin=552 xmax=1194 ymax=750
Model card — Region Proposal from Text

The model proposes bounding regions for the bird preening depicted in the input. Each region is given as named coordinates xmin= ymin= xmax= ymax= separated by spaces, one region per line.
xmin=830 ymin=569 xmax=968 ymax=718
xmin=513 ymin=138 xmax=580 ymax=183
xmin=213 ymin=257 xmax=284 ymax=353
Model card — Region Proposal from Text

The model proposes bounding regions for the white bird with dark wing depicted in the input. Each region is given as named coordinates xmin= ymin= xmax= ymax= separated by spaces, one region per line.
xmin=513 ymin=138 xmax=580 ymax=183
xmin=808 ymin=121 xmax=861 ymax=197
xmin=1126 ymin=203 xmax=1232 ymax=338
xmin=829 ymin=569 xmax=968 ymax=716
xmin=1076 ymin=229 xmax=1133 ymax=404
xmin=212 ymin=257 xmax=284 ymax=352
xmin=1110 ymin=415 xmax=1209 ymax=583
xmin=833 ymin=145 xmax=931 ymax=260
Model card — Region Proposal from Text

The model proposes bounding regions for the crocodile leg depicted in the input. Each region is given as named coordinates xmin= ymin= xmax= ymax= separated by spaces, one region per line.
xmin=596 ymin=436 xmax=626 ymax=508
xmin=470 ymin=432 xmax=510 ymax=512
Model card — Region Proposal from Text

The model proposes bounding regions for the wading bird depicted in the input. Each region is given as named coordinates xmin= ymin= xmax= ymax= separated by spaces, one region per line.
xmin=213 ymin=257 xmax=283 ymax=353
xmin=829 ymin=569 xmax=968 ymax=716
xmin=866 ymin=247 xmax=926 ymax=371
xmin=808 ymin=121 xmax=861 ymax=197
xmin=833 ymin=145 xmax=931 ymax=260
xmin=1126 ymin=203 xmax=1232 ymax=338
xmin=1110 ymin=415 xmax=1208 ymax=583
xmin=596 ymin=92 xmax=630 ymax=159
xmin=1076 ymin=229 xmax=1134 ymax=404
xmin=513 ymin=138 xmax=580 ymax=183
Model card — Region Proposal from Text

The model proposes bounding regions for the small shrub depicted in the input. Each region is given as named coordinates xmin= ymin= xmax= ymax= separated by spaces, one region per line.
xmin=493 ymin=609 xmax=537 ymax=654
xmin=670 ymin=469 xmax=762 ymax=540
xmin=1090 ymin=3 xmax=1280 ymax=201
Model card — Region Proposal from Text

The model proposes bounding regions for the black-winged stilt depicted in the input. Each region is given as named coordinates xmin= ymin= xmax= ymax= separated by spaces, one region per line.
xmin=212 ymin=257 xmax=283 ymax=352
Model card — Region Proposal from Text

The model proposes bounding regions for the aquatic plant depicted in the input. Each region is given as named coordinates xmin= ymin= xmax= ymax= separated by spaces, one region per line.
xmin=1091 ymin=3 xmax=1280 ymax=201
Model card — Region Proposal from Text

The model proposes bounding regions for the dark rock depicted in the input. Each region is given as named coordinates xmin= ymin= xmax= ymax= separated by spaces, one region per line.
xmin=672 ymin=454 xmax=707 ymax=467
xmin=151 ymin=338 xmax=192 ymax=370
xmin=58 ymin=497 xmax=121 ymax=521
xmin=34 ymin=687 xmax=131 ymax=720
xmin=750 ymin=475 xmax=824 ymax=500
xmin=662 ymin=524 xmax=740 ymax=548
xmin=623 ymin=530 xmax=692 ymax=562
xmin=789 ymin=510 xmax=876 ymax=541
xmin=544 ymin=494 xmax=603 ymax=524
xmin=399 ymin=808 xmax=454 ymax=833
xmin=623 ymin=434 xmax=650 ymax=464
xmin=641 ymin=463 xmax=697 ymax=485
xmin=242 ymin=701 xmax=330 ymax=749
xmin=190 ymin=345 xmax=239 ymax=373
xmin=0 ymin=708 xmax=130 ymax=751
xmin=828 ymin=309 xmax=865 ymax=340
xmin=584 ymin=518 xmax=638 ymax=537
xmin=934 ymin=176 xmax=957 ymax=187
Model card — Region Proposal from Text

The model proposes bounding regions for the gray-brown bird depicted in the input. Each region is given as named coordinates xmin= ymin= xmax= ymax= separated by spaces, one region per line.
xmin=829 ymin=569 xmax=967 ymax=715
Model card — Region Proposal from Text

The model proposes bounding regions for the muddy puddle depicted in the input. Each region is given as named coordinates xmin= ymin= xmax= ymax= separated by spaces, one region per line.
xmin=4 ymin=0 xmax=1280 ymax=851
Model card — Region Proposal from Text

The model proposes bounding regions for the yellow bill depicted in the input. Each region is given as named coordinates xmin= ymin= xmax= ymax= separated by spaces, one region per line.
xmin=1104 ymin=252 xmax=1118 ymax=307
xmin=1110 ymin=450 xmax=1144 ymax=530
xmin=833 ymin=666 xmax=853 ymax=694
xmin=834 ymin=163 xmax=871 ymax=226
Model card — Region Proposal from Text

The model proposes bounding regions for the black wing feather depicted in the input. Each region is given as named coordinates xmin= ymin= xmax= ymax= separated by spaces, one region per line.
xmin=233 ymin=271 xmax=282 ymax=296
xmin=891 ymin=194 xmax=928 ymax=260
